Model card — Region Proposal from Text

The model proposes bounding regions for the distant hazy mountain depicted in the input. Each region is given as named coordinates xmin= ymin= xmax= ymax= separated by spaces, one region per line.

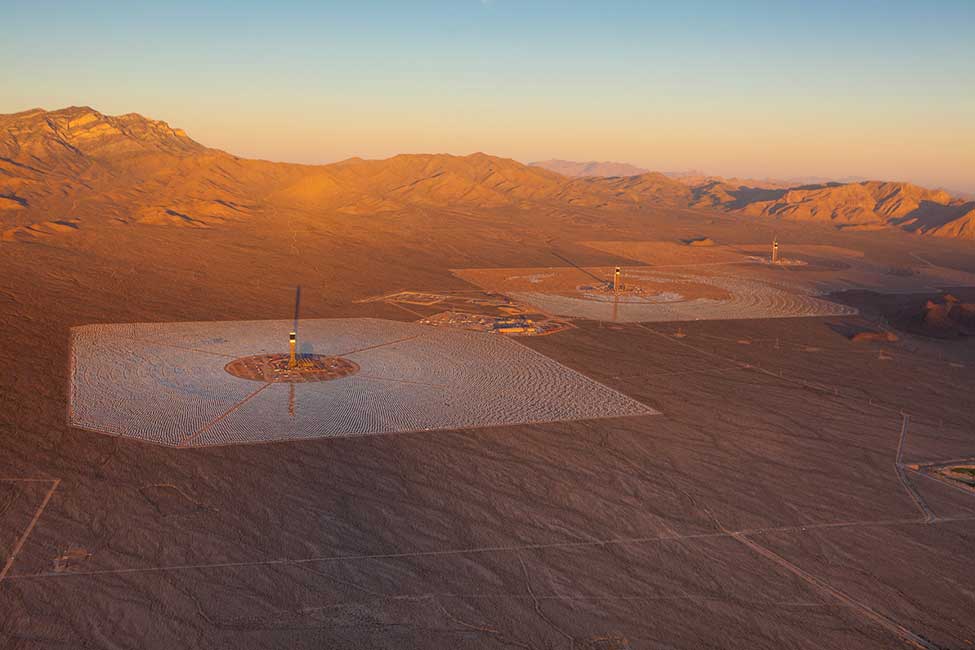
xmin=1 ymin=107 xmax=973 ymax=241
xmin=776 ymin=175 xmax=869 ymax=186
xmin=667 ymin=171 xmax=868 ymax=190
xmin=944 ymin=188 xmax=975 ymax=202
xmin=662 ymin=170 xmax=708 ymax=180
xmin=529 ymin=159 xmax=649 ymax=178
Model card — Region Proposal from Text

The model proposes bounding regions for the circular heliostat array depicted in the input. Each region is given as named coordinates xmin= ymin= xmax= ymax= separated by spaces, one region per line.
xmin=224 ymin=354 xmax=359 ymax=383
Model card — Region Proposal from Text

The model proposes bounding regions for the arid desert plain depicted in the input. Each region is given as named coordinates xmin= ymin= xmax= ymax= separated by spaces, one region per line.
xmin=1 ymin=108 xmax=975 ymax=649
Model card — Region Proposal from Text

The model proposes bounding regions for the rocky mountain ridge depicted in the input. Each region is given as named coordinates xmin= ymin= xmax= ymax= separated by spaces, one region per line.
xmin=1 ymin=107 xmax=972 ymax=240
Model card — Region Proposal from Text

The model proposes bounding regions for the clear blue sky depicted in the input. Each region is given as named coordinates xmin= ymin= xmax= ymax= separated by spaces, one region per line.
xmin=3 ymin=1 xmax=973 ymax=191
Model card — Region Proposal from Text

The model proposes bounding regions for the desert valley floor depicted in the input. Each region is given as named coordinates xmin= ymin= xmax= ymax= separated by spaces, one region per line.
xmin=2 ymin=198 xmax=975 ymax=649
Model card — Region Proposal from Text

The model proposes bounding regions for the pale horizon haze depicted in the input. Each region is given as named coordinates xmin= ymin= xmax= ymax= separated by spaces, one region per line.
xmin=3 ymin=1 xmax=973 ymax=192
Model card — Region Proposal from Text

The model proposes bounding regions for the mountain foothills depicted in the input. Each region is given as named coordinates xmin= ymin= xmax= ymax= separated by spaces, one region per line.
xmin=2 ymin=106 xmax=973 ymax=240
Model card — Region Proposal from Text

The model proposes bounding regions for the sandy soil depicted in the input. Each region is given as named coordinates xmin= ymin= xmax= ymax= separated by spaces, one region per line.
xmin=1 ymin=198 xmax=974 ymax=648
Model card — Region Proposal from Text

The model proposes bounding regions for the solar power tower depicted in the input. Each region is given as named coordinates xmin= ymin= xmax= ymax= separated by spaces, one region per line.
xmin=289 ymin=286 xmax=301 ymax=369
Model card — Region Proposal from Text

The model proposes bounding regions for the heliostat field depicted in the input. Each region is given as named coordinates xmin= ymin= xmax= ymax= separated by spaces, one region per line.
xmin=68 ymin=318 xmax=655 ymax=447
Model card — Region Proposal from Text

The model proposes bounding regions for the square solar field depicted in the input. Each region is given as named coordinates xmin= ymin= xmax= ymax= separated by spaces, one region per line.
xmin=68 ymin=318 xmax=656 ymax=447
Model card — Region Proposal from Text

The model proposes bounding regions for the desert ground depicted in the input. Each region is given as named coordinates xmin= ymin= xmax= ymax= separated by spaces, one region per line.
xmin=1 ymin=109 xmax=975 ymax=649
xmin=1 ymin=198 xmax=974 ymax=649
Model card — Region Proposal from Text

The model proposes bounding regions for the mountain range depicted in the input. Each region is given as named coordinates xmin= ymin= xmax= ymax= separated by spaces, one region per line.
xmin=2 ymin=106 xmax=973 ymax=240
